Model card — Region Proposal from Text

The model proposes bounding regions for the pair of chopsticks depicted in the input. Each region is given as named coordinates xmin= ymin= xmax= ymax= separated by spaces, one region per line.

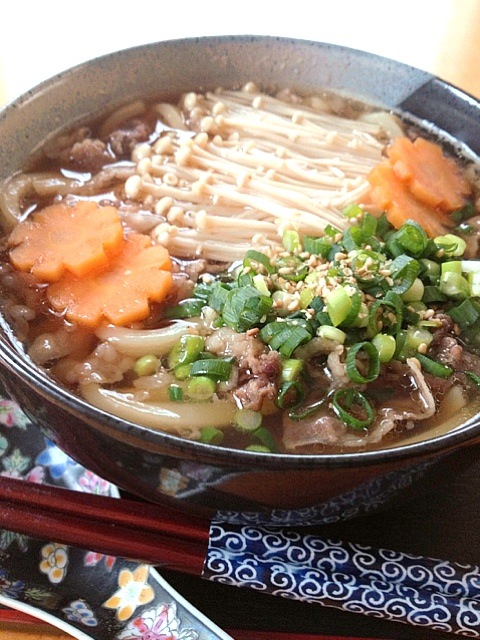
xmin=1 ymin=474 xmax=479 ymax=636
xmin=0 ymin=474 xmax=209 ymax=573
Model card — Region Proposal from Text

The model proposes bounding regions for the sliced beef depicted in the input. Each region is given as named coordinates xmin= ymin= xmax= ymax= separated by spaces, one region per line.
xmin=108 ymin=118 xmax=153 ymax=156
xmin=61 ymin=137 xmax=112 ymax=174
xmin=204 ymin=327 xmax=281 ymax=411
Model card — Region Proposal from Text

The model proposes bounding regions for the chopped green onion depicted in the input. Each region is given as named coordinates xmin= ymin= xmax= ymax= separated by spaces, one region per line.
xmin=168 ymin=334 xmax=205 ymax=369
xmin=282 ymin=229 xmax=301 ymax=253
xmin=390 ymin=255 xmax=420 ymax=294
xmin=252 ymin=274 xmax=271 ymax=296
xmin=281 ymin=358 xmax=304 ymax=381
xmin=342 ymin=203 xmax=364 ymax=219
xmin=340 ymin=291 xmax=363 ymax=327
xmin=394 ymin=326 xmax=433 ymax=361
xmin=243 ymin=249 xmax=274 ymax=274
xmin=371 ymin=333 xmax=396 ymax=363
xmin=303 ymin=235 xmax=333 ymax=258
xmin=332 ymin=388 xmax=374 ymax=430
xmin=465 ymin=371 xmax=480 ymax=386
xmin=401 ymin=278 xmax=425 ymax=303
xmin=163 ymin=298 xmax=205 ymax=319
xmin=368 ymin=296 xmax=402 ymax=336
xmin=317 ymin=325 xmax=347 ymax=344
xmin=189 ymin=358 xmax=233 ymax=381
xmin=276 ymin=256 xmax=309 ymax=282
xmin=168 ymin=384 xmax=184 ymax=402
xmin=275 ymin=325 xmax=312 ymax=358
xmin=416 ymin=353 xmax=453 ymax=378
xmin=434 ymin=234 xmax=467 ymax=257
xmin=460 ymin=260 xmax=480 ymax=273
xmin=259 ymin=321 xmax=285 ymax=343
xmin=276 ymin=380 xmax=305 ymax=408
xmin=345 ymin=341 xmax=381 ymax=383
xmin=187 ymin=376 xmax=216 ymax=401
xmin=468 ymin=271 xmax=480 ymax=297
xmin=133 ymin=354 xmax=159 ymax=377
xmin=245 ymin=444 xmax=271 ymax=453
xmin=299 ymin=287 xmax=315 ymax=309
xmin=173 ymin=363 xmax=192 ymax=380
xmin=222 ymin=286 xmax=273 ymax=332
xmin=287 ymin=393 xmax=330 ymax=420
xmin=233 ymin=408 xmax=263 ymax=432
xmin=252 ymin=426 xmax=277 ymax=452
xmin=199 ymin=426 xmax=224 ymax=445
xmin=391 ymin=220 xmax=428 ymax=257
xmin=422 ymin=285 xmax=448 ymax=304
xmin=419 ymin=258 xmax=441 ymax=284
xmin=447 ymin=298 xmax=480 ymax=329
xmin=326 ymin=286 xmax=352 ymax=327
xmin=439 ymin=271 xmax=470 ymax=300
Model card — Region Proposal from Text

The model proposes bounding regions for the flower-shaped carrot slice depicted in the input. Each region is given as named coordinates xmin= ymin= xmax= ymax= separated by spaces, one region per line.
xmin=8 ymin=201 xmax=124 ymax=281
xmin=368 ymin=162 xmax=452 ymax=238
xmin=47 ymin=233 xmax=173 ymax=328
xmin=386 ymin=136 xmax=472 ymax=211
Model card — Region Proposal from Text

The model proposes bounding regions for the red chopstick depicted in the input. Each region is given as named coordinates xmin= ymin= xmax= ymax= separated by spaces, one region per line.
xmin=0 ymin=496 xmax=207 ymax=573
xmin=0 ymin=475 xmax=210 ymax=573
xmin=0 ymin=475 xmax=209 ymax=543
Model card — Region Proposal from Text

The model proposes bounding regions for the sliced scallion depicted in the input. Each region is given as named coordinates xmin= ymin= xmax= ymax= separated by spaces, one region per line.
xmin=168 ymin=334 xmax=205 ymax=369
xmin=243 ymin=249 xmax=274 ymax=274
xmin=168 ymin=384 xmax=184 ymax=402
xmin=317 ymin=325 xmax=347 ymax=344
xmin=199 ymin=426 xmax=224 ymax=445
xmin=233 ymin=408 xmax=263 ymax=432
xmin=326 ymin=286 xmax=352 ymax=327
xmin=282 ymin=229 xmax=301 ymax=253
xmin=276 ymin=380 xmax=305 ymax=408
xmin=390 ymin=255 xmax=420 ymax=294
xmin=252 ymin=426 xmax=277 ymax=452
xmin=345 ymin=341 xmax=381 ymax=383
xmin=371 ymin=333 xmax=396 ymax=363
xmin=416 ymin=353 xmax=454 ymax=378
xmin=222 ymin=286 xmax=273 ymax=332
xmin=447 ymin=298 xmax=480 ymax=329
xmin=163 ymin=298 xmax=205 ymax=319
xmin=189 ymin=358 xmax=233 ymax=381
xmin=186 ymin=376 xmax=216 ymax=401
xmin=332 ymin=388 xmax=374 ymax=430
xmin=133 ymin=354 xmax=159 ymax=377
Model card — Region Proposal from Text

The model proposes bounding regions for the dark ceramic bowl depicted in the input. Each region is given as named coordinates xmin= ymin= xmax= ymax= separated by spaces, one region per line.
xmin=0 ymin=35 xmax=480 ymax=526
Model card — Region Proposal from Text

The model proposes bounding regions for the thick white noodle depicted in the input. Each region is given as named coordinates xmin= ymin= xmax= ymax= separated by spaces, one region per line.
xmin=80 ymin=383 xmax=236 ymax=438
xmin=95 ymin=320 xmax=201 ymax=357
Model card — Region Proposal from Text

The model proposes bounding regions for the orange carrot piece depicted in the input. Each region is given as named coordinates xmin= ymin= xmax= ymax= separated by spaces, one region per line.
xmin=47 ymin=233 xmax=173 ymax=328
xmin=8 ymin=201 xmax=124 ymax=281
xmin=386 ymin=136 xmax=471 ymax=211
xmin=368 ymin=162 xmax=451 ymax=238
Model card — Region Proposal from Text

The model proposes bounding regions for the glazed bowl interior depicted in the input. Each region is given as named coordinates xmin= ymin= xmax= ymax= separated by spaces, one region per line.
xmin=1 ymin=34 xmax=480 ymax=482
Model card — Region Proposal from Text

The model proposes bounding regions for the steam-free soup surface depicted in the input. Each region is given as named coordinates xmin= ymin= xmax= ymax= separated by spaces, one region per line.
xmin=2 ymin=83 xmax=480 ymax=454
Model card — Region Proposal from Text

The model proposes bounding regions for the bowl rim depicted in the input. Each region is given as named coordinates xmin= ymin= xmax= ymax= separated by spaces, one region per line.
xmin=1 ymin=34 xmax=480 ymax=469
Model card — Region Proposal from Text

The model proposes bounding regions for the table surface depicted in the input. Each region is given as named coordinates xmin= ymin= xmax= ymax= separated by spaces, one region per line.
xmin=2 ymin=3 xmax=480 ymax=638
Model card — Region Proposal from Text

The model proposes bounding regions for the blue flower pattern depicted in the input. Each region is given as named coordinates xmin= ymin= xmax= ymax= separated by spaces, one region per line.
xmin=63 ymin=599 xmax=98 ymax=627
xmin=35 ymin=439 xmax=79 ymax=480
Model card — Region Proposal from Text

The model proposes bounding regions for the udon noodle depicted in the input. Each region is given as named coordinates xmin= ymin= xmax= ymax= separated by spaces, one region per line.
xmin=1 ymin=82 xmax=480 ymax=453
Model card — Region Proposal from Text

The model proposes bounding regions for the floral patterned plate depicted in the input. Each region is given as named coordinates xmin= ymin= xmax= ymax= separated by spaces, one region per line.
xmin=0 ymin=392 xmax=233 ymax=640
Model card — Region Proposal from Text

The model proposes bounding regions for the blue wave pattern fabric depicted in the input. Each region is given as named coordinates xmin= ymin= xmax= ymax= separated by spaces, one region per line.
xmin=204 ymin=523 xmax=480 ymax=636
